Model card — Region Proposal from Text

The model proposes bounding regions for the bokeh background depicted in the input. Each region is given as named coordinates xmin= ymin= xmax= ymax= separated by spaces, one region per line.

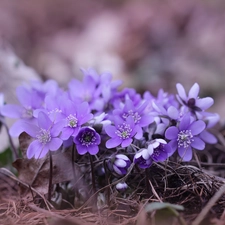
xmin=1 ymin=0 xmax=225 ymax=151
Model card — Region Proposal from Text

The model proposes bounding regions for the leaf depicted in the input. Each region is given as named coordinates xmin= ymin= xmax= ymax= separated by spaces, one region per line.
xmin=144 ymin=202 xmax=186 ymax=225
xmin=145 ymin=202 xmax=184 ymax=214
xmin=12 ymin=132 xmax=78 ymax=195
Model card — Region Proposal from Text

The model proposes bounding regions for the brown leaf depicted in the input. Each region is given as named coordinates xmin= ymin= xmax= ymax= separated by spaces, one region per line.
xmin=13 ymin=132 xmax=78 ymax=195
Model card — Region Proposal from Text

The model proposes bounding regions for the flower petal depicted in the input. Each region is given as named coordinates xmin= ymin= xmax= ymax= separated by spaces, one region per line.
xmin=199 ymin=130 xmax=217 ymax=144
xmin=38 ymin=112 xmax=52 ymax=129
xmin=76 ymin=145 xmax=88 ymax=155
xmin=178 ymin=146 xmax=192 ymax=161
xmin=88 ymin=145 xmax=99 ymax=155
xmin=121 ymin=138 xmax=132 ymax=147
xmin=9 ymin=120 xmax=39 ymax=137
xmin=48 ymin=138 xmax=63 ymax=151
xmin=179 ymin=114 xmax=190 ymax=131
xmin=189 ymin=120 xmax=206 ymax=135
xmin=27 ymin=140 xmax=42 ymax=159
xmin=1 ymin=104 xmax=22 ymax=118
xmin=188 ymin=83 xmax=199 ymax=99
xmin=196 ymin=97 xmax=214 ymax=110
xmin=106 ymin=137 xmax=121 ymax=148
xmin=167 ymin=106 xmax=179 ymax=120
xmin=176 ymin=83 xmax=187 ymax=100
xmin=191 ymin=137 xmax=205 ymax=150
xmin=105 ymin=125 xmax=117 ymax=137
xmin=165 ymin=126 xmax=179 ymax=140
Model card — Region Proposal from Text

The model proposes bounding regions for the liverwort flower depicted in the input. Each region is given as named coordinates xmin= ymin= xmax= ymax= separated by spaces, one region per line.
xmin=107 ymin=154 xmax=131 ymax=176
xmin=113 ymin=98 xmax=154 ymax=139
xmin=105 ymin=116 xmax=138 ymax=149
xmin=165 ymin=114 xmax=206 ymax=161
xmin=176 ymin=83 xmax=214 ymax=113
xmin=147 ymin=138 xmax=172 ymax=162
xmin=60 ymin=100 xmax=93 ymax=140
xmin=21 ymin=111 xmax=64 ymax=159
xmin=134 ymin=139 xmax=171 ymax=168
xmin=1 ymin=85 xmax=42 ymax=120
xmin=74 ymin=126 xmax=101 ymax=155
xmin=133 ymin=148 xmax=152 ymax=169
xmin=116 ymin=182 xmax=128 ymax=191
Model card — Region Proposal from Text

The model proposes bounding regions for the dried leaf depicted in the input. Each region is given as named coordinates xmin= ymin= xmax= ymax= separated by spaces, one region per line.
xmin=13 ymin=132 xmax=78 ymax=195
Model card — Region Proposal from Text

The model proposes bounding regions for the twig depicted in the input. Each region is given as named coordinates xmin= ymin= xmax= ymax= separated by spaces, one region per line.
xmin=192 ymin=183 xmax=225 ymax=225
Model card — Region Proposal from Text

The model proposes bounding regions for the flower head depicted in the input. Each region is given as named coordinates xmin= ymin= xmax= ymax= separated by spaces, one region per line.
xmin=147 ymin=138 xmax=172 ymax=162
xmin=105 ymin=116 xmax=138 ymax=149
xmin=176 ymin=83 xmax=214 ymax=113
xmin=107 ymin=154 xmax=131 ymax=176
xmin=74 ymin=126 xmax=101 ymax=155
xmin=133 ymin=148 xmax=152 ymax=169
xmin=165 ymin=114 xmax=206 ymax=161
xmin=21 ymin=112 xmax=64 ymax=159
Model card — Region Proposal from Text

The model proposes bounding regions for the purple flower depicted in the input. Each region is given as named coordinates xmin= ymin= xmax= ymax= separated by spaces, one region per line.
xmin=134 ymin=139 xmax=171 ymax=168
xmin=105 ymin=116 xmax=138 ymax=148
xmin=165 ymin=114 xmax=206 ymax=161
xmin=133 ymin=148 xmax=152 ymax=169
xmin=21 ymin=112 xmax=64 ymax=159
xmin=74 ymin=126 xmax=101 ymax=155
xmin=147 ymin=139 xmax=172 ymax=162
xmin=1 ymin=86 xmax=42 ymax=120
xmin=116 ymin=182 xmax=128 ymax=191
xmin=60 ymin=100 xmax=93 ymax=140
xmin=113 ymin=98 xmax=154 ymax=139
xmin=176 ymin=83 xmax=214 ymax=112
xmin=107 ymin=154 xmax=131 ymax=176
xmin=197 ymin=112 xmax=220 ymax=144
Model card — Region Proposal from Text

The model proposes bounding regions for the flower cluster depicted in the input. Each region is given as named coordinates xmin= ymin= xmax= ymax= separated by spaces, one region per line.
xmin=0 ymin=69 xmax=219 ymax=173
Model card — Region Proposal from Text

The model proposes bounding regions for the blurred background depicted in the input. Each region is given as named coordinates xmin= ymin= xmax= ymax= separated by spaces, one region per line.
xmin=0 ymin=0 xmax=225 ymax=152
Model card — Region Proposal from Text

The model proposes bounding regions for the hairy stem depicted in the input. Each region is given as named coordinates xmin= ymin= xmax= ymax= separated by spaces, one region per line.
xmin=89 ymin=154 xmax=96 ymax=193
xmin=48 ymin=151 xmax=53 ymax=202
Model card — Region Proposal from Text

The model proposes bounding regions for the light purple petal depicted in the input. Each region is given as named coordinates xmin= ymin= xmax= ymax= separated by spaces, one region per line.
xmin=9 ymin=120 xmax=39 ymax=137
xmin=106 ymin=138 xmax=121 ymax=148
xmin=88 ymin=145 xmax=99 ymax=155
xmin=37 ymin=145 xmax=50 ymax=159
xmin=38 ymin=112 xmax=52 ymax=129
xmin=48 ymin=138 xmax=63 ymax=151
xmin=168 ymin=140 xmax=178 ymax=155
xmin=27 ymin=140 xmax=42 ymax=159
xmin=105 ymin=125 xmax=117 ymax=137
xmin=139 ymin=114 xmax=154 ymax=127
xmin=188 ymin=83 xmax=199 ymax=99
xmin=167 ymin=106 xmax=179 ymax=120
xmin=76 ymin=145 xmax=88 ymax=155
xmin=1 ymin=105 xmax=22 ymax=118
xmin=16 ymin=86 xmax=32 ymax=106
xmin=165 ymin=126 xmax=179 ymax=140
xmin=179 ymin=114 xmax=190 ymax=131
xmin=191 ymin=137 xmax=205 ymax=150
xmin=115 ymin=159 xmax=126 ymax=167
xmin=178 ymin=146 xmax=192 ymax=161
xmin=199 ymin=130 xmax=217 ymax=144
xmin=196 ymin=97 xmax=214 ymax=110
xmin=176 ymin=83 xmax=187 ymax=100
xmin=60 ymin=127 xmax=74 ymax=140
xmin=189 ymin=120 xmax=206 ymax=135
xmin=51 ymin=120 xmax=65 ymax=137
xmin=121 ymin=138 xmax=132 ymax=147
xmin=135 ymin=126 xmax=143 ymax=139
